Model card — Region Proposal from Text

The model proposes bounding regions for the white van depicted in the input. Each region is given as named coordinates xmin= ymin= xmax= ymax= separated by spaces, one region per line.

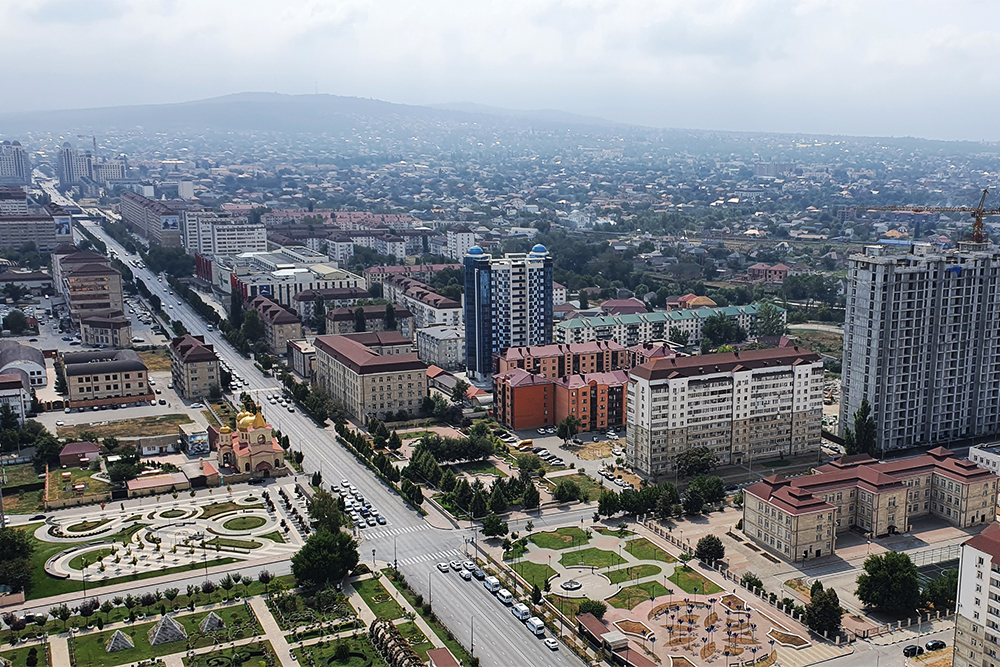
xmin=511 ymin=603 xmax=530 ymax=621
xmin=483 ymin=576 xmax=501 ymax=593
xmin=497 ymin=588 xmax=514 ymax=605
xmin=526 ymin=617 xmax=545 ymax=636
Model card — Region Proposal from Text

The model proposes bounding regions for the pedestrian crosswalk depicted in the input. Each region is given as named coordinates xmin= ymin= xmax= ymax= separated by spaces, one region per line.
xmin=397 ymin=548 xmax=464 ymax=567
xmin=365 ymin=523 xmax=433 ymax=541
xmin=777 ymin=641 xmax=852 ymax=667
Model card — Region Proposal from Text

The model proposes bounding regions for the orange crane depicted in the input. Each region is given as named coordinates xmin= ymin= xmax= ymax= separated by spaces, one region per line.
xmin=861 ymin=188 xmax=1000 ymax=244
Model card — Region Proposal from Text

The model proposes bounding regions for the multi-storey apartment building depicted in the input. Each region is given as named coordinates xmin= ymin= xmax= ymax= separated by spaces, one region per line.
xmin=293 ymin=287 xmax=371 ymax=321
xmin=416 ymin=326 xmax=465 ymax=371
xmin=627 ymin=347 xmax=824 ymax=480
xmin=184 ymin=212 xmax=267 ymax=255
xmin=57 ymin=142 xmax=125 ymax=187
xmin=0 ymin=141 xmax=30 ymax=186
xmin=119 ymin=191 xmax=183 ymax=247
xmin=496 ymin=341 xmax=631 ymax=378
xmin=326 ymin=306 xmax=415 ymax=339
xmin=746 ymin=447 xmax=998 ymax=563
xmin=841 ymin=243 xmax=1000 ymax=452
xmin=63 ymin=349 xmax=153 ymax=408
xmin=226 ymin=259 xmax=364 ymax=309
xmin=493 ymin=368 xmax=629 ymax=431
xmin=363 ymin=264 xmax=462 ymax=289
xmin=170 ymin=334 xmax=221 ymax=399
xmin=0 ymin=187 xmax=27 ymax=215
xmin=382 ymin=275 xmax=462 ymax=329
xmin=464 ymin=245 xmax=553 ymax=381
xmin=79 ymin=313 xmax=132 ymax=348
xmin=447 ymin=226 xmax=476 ymax=260
xmin=313 ymin=334 xmax=427 ymax=420
xmin=247 ymin=295 xmax=303 ymax=354
xmin=555 ymin=304 xmax=783 ymax=347
xmin=955 ymin=523 xmax=1000 ymax=667
xmin=52 ymin=246 xmax=125 ymax=324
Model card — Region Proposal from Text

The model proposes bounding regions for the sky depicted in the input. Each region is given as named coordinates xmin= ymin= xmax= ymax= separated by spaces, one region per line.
xmin=2 ymin=0 xmax=999 ymax=141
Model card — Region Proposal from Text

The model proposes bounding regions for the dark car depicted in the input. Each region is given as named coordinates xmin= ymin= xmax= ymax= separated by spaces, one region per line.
xmin=158 ymin=399 xmax=166 ymax=405
xmin=903 ymin=645 xmax=924 ymax=658
xmin=925 ymin=640 xmax=946 ymax=652
xmin=472 ymin=569 xmax=486 ymax=580
xmin=29 ymin=514 xmax=45 ymax=521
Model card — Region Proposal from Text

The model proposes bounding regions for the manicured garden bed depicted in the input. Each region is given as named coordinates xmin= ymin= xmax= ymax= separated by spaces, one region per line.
xmin=606 ymin=563 xmax=661 ymax=585
xmin=559 ymin=547 xmax=623 ymax=569
xmin=352 ymin=577 xmax=405 ymax=620
xmin=530 ymin=527 xmax=589 ymax=550
xmin=625 ymin=537 xmax=676 ymax=562
xmin=222 ymin=516 xmax=266 ymax=531
xmin=668 ymin=566 xmax=723 ymax=595
xmin=607 ymin=582 xmax=670 ymax=609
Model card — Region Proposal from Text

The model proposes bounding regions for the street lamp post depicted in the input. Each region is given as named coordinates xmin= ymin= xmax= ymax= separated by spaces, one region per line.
xmin=471 ymin=616 xmax=475 ymax=657
xmin=428 ymin=571 xmax=432 ymax=606
xmin=372 ymin=549 xmax=376 ymax=568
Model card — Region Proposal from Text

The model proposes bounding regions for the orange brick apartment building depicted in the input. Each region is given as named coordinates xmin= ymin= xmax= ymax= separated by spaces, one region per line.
xmin=493 ymin=368 xmax=629 ymax=431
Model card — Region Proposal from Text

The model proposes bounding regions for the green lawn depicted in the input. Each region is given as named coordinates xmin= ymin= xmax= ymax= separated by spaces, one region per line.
xmin=668 ymin=566 xmax=723 ymax=595
xmin=608 ymin=582 xmax=671 ymax=609
xmin=200 ymin=501 xmax=257 ymax=519
xmin=383 ymin=569 xmax=473 ymax=666
xmin=556 ymin=473 xmax=604 ymax=500
xmin=71 ymin=620 xmax=160 ymax=666
xmin=67 ymin=547 xmax=115 ymax=571
xmin=529 ymin=526 xmax=590 ymax=550
xmin=626 ymin=537 xmax=677 ymax=563
xmin=0 ymin=463 xmax=42 ymax=486
xmin=396 ymin=621 xmax=435 ymax=662
xmin=434 ymin=493 xmax=470 ymax=520
xmin=606 ymin=563 xmax=662 ymax=585
xmin=47 ymin=467 xmax=110 ymax=500
xmin=204 ymin=536 xmax=262 ymax=550
xmin=0 ymin=644 xmax=47 ymax=667
xmin=512 ymin=560 xmax=557 ymax=588
xmin=353 ymin=577 xmax=405 ymax=620
xmin=559 ymin=547 xmax=624 ymax=569
xmin=257 ymin=530 xmax=285 ymax=543
xmin=291 ymin=637 xmax=385 ymax=667
xmin=222 ymin=516 xmax=266 ymax=531
xmin=185 ymin=640 xmax=277 ymax=667
xmin=597 ymin=527 xmax=635 ymax=538
xmin=455 ymin=460 xmax=508 ymax=478
xmin=177 ymin=605 xmax=260 ymax=637
xmin=503 ymin=541 xmax=528 ymax=561
xmin=67 ymin=518 xmax=112 ymax=533
xmin=161 ymin=509 xmax=186 ymax=518
xmin=2 ymin=488 xmax=44 ymax=514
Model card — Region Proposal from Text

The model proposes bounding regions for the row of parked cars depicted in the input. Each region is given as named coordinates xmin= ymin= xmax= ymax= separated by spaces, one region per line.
xmin=338 ymin=479 xmax=387 ymax=528
xmin=904 ymin=640 xmax=946 ymax=657
xmin=436 ymin=560 xmax=559 ymax=650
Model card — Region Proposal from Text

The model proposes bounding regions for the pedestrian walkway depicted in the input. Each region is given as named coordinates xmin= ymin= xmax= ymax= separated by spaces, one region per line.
xmin=869 ymin=617 xmax=954 ymax=646
xmin=777 ymin=641 xmax=853 ymax=667
xmin=49 ymin=635 xmax=69 ymax=667
xmin=364 ymin=523 xmax=433 ymax=541
xmin=346 ymin=571 xmax=443 ymax=649
xmin=396 ymin=547 xmax=464 ymax=567
xmin=249 ymin=596 xmax=295 ymax=666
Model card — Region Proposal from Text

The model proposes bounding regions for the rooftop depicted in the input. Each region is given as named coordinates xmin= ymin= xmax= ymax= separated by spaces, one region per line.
xmin=631 ymin=346 xmax=821 ymax=381
xmin=314 ymin=335 xmax=426 ymax=375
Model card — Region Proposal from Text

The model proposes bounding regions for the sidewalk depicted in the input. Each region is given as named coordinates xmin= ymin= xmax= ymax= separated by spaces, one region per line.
xmin=346 ymin=571 xmax=444 ymax=649
xmin=249 ymin=596 xmax=295 ymax=666
xmin=868 ymin=617 xmax=955 ymax=646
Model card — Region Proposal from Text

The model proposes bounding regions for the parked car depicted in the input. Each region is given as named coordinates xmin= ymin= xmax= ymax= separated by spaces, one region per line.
xmin=376 ymin=515 xmax=387 ymax=525
xmin=544 ymin=638 xmax=559 ymax=650
xmin=459 ymin=569 xmax=472 ymax=580
xmin=903 ymin=646 xmax=924 ymax=658
xmin=449 ymin=560 xmax=463 ymax=571
xmin=925 ymin=640 xmax=946 ymax=652
xmin=472 ymin=569 xmax=485 ymax=580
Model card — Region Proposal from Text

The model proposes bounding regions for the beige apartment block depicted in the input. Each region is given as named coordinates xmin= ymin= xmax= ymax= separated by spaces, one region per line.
xmin=170 ymin=334 xmax=220 ymax=399
xmin=63 ymin=349 xmax=152 ymax=408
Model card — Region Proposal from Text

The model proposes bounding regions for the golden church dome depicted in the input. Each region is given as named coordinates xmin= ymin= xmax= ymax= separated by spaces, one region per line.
xmin=252 ymin=411 xmax=267 ymax=429
xmin=237 ymin=414 xmax=255 ymax=431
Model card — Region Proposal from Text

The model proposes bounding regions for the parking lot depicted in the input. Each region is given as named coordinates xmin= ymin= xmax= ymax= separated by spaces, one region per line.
xmin=499 ymin=426 xmax=629 ymax=491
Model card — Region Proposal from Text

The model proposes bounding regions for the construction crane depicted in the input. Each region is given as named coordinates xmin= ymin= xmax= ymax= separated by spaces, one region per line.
xmin=861 ymin=188 xmax=1000 ymax=244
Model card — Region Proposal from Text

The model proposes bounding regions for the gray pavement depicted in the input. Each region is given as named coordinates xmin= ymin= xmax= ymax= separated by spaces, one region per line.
xmin=821 ymin=627 xmax=952 ymax=667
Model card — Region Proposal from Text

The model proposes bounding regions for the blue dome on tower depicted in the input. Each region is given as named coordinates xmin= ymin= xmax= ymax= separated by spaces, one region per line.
xmin=467 ymin=246 xmax=484 ymax=255
xmin=530 ymin=244 xmax=548 ymax=254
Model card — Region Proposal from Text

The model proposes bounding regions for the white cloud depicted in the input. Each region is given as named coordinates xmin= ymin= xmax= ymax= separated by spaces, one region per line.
xmin=1 ymin=0 xmax=999 ymax=139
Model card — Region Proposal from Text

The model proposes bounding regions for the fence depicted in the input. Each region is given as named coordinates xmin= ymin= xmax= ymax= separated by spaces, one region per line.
xmin=911 ymin=544 xmax=960 ymax=568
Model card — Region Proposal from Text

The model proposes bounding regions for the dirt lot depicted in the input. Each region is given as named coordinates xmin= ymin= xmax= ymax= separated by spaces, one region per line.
xmin=574 ymin=440 xmax=614 ymax=460
xmin=58 ymin=414 xmax=193 ymax=439
xmin=788 ymin=329 xmax=843 ymax=358
xmin=138 ymin=348 xmax=172 ymax=372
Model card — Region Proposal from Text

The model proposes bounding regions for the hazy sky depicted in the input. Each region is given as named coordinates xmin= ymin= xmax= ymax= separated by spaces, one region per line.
xmin=2 ymin=0 xmax=998 ymax=140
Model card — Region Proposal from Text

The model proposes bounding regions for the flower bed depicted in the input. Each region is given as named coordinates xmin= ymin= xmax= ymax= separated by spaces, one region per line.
xmin=767 ymin=628 xmax=810 ymax=648
xmin=614 ymin=619 xmax=653 ymax=638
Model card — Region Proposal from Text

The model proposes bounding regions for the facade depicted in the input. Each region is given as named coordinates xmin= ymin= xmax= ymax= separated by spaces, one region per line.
xmin=496 ymin=341 xmax=631 ymax=378
xmin=747 ymin=263 xmax=790 ymax=283
xmin=745 ymin=448 xmax=998 ymax=563
xmin=955 ymin=523 xmax=1000 ymax=667
xmin=841 ymin=243 xmax=1000 ymax=452
xmin=363 ymin=264 xmax=462 ymax=289
xmin=0 ymin=373 xmax=31 ymax=425
xmin=216 ymin=410 xmax=286 ymax=476
xmin=970 ymin=443 xmax=1000 ymax=480
xmin=59 ymin=441 xmax=101 ymax=467
xmin=0 ymin=210 xmax=60 ymax=252
xmin=464 ymin=245 xmax=554 ymax=381
xmin=119 ymin=191 xmax=183 ymax=247
xmin=247 ymin=294 xmax=303 ymax=353
xmin=63 ymin=349 xmax=153 ymax=408
xmin=287 ymin=339 xmax=316 ymax=380
xmin=627 ymin=347 xmax=824 ymax=480
xmin=552 ymin=281 xmax=567 ymax=306
xmin=79 ymin=313 xmax=132 ymax=347
xmin=313 ymin=334 xmax=427 ymax=421
xmin=0 ymin=142 xmax=30 ymax=185
xmin=293 ymin=287 xmax=371 ymax=320
xmin=416 ymin=325 xmax=465 ymax=371
xmin=382 ymin=275 xmax=462 ymax=329
xmin=327 ymin=305 xmax=415 ymax=339
xmin=184 ymin=212 xmax=267 ymax=255
xmin=179 ymin=422 xmax=210 ymax=455
xmin=170 ymin=334 xmax=220 ymax=399
xmin=339 ymin=331 xmax=415 ymax=355
xmin=493 ymin=368 xmax=629 ymax=431
xmin=0 ymin=186 xmax=28 ymax=215
xmin=0 ymin=342 xmax=46 ymax=388
xmin=446 ymin=226 xmax=476 ymax=260
xmin=555 ymin=304 xmax=783 ymax=347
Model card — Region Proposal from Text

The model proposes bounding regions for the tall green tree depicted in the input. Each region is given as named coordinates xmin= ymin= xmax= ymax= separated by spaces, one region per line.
xmin=291 ymin=530 xmax=359 ymax=589
xmin=229 ymin=290 xmax=244 ymax=327
xmin=844 ymin=398 xmax=878 ymax=456
xmin=675 ymin=446 xmax=719 ymax=478
xmin=701 ymin=313 xmax=746 ymax=347
xmin=451 ymin=379 xmax=470 ymax=404
xmin=753 ymin=301 xmax=787 ymax=337
xmin=354 ymin=306 xmax=367 ymax=333
xmin=312 ymin=296 xmax=327 ymax=334
xmin=307 ymin=489 xmax=343 ymax=533
xmin=3 ymin=311 xmax=27 ymax=335
xmin=923 ymin=568 xmax=958 ymax=612
xmin=385 ymin=304 xmax=397 ymax=331
xmin=855 ymin=551 xmax=920 ymax=614
xmin=521 ymin=482 xmax=540 ymax=510
xmin=0 ymin=527 xmax=34 ymax=593
xmin=470 ymin=489 xmax=488 ymax=518
xmin=805 ymin=581 xmax=843 ymax=636
xmin=668 ymin=326 xmax=690 ymax=346
xmin=556 ymin=415 xmax=582 ymax=443
xmin=694 ymin=535 xmax=725 ymax=565
xmin=241 ymin=309 xmax=264 ymax=342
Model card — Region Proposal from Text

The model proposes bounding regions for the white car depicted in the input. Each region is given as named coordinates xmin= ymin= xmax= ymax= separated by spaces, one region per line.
xmin=459 ymin=569 xmax=472 ymax=580
xmin=55 ymin=420 xmax=64 ymax=427
xmin=544 ymin=638 xmax=559 ymax=651
xmin=436 ymin=563 xmax=449 ymax=573
xmin=341 ymin=479 xmax=349 ymax=487
xmin=190 ymin=403 xmax=204 ymax=409
xmin=463 ymin=560 xmax=476 ymax=571
xmin=450 ymin=560 xmax=463 ymax=571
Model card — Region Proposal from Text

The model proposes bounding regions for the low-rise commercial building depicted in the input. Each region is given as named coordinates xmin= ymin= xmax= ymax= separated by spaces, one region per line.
xmin=626 ymin=347 xmax=824 ymax=480
xmin=170 ymin=334 xmax=220 ymax=399
xmin=0 ymin=206 xmax=67 ymax=252
xmin=314 ymin=334 xmax=427 ymax=421
xmin=247 ymin=295 xmax=303 ymax=354
xmin=63 ymin=349 xmax=153 ymax=408
xmin=416 ymin=325 xmax=464 ymax=371
xmin=0 ymin=342 xmax=46 ymax=388
xmin=80 ymin=313 xmax=132 ymax=348
xmin=327 ymin=305 xmax=415 ymax=339
xmin=744 ymin=447 xmax=999 ymax=563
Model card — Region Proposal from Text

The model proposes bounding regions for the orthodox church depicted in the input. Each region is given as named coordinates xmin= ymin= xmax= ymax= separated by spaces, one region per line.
xmin=215 ymin=408 xmax=286 ymax=476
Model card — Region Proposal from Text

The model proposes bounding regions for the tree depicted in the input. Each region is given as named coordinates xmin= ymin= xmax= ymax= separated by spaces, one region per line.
xmin=102 ymin=436 xmax=119 ymax=453
xmin=675 ymin=447 xmax=718 ymax=478
xmin=805 ymin=581 xmax=843 ymax=636
xmin=258 ymin=569 xmax=273 ymax=596
xmin=556 ymin=415 xmax=582 ymax=443
xmin=291 ymin=530 xmax=359 ymax=589
xmin=694 ymin=535 xmax=725 ymax=565
xmin=754 ymin=301 xmax=787 ymax=337
xmin=578 ymin=599 xmax=606 ymax=619
xmin=531 ymin=584 xmax=542 ymax=605
xmin=488 ymin=484 xmax=508 ymax=514
xmin=521 ymin=482 xmax=540 ymax=510
xmin=481 ymin=515 xmax=509 ymax=538
xmin=855 ymin=551 xmax=920 ymax=614
xmin=553 ymin=479 xmax=584 ymax=503
xmin=241 ymin=309 xmax=264 ymax=342
xmin=701 ymin=313 xmax=746 ymax=347
xmin=598 ymin=489 xmax=620 ymax=517
xmin=3 ymin=310 xmax=27 ymax=335
xmin=451 ymin=379 xmax=470 ymax=404
xmin=229 ymin=290 xmax=244 ymax=327
xmin=312 ymin=296 xmax=327 ymax=334
xmin=923 ymin=568 xmax=958 ymax=612
xmin=107 ymin=461 xmax=140 ymax=484
xmin=353 ymin=306 xmax=367 ymax=333
xmin=0 ymin=405 xmax=17 ymax=432
xmin=668 ymin=326 xmax=690 ymax=346
xmin=688 ymin=475 xmax=725 ymax=503
xmin=683 ymin=488 xmax=704 ymax=515
xmin=385 ymin=304 xmax=397 ymax=331
xmin=578 ymin=291 xmax=589 ymax=309
xmin=470 ymin=489 xmax=488 ymax=518
xmin=307 ymin=489 xmax=343 ymax=533
xmin=844 ymin=398 xmax=878 ymax=456
xmin=741 ymin=572 xmax=763 ymax=591
xmin=387 ymin=430 xmax=402 ymax=451
xmin=0 ymin=527 xmax=34 ymax=594
xmin=440 ymin=468 xmax=457 ymax=493
xmin=656 ymin=485 xmax=680 ymax=520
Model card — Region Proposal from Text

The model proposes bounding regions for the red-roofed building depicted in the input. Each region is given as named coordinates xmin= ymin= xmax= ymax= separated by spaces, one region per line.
xmin=744 ymin=447 xmax=999 ymax=562
xmin=216 ymin=410 xmax=287 ymax=477
xmin=747 ymin=263 xmax=789 ymax=283
xmin=493 ymin=367 xmax=628 ymax=431
xmin=59 ymin=441 xmax=100 ymax=467
xmin=600 ymin=298 xmax=647 ymax=315
xmin=496 ymin=341 xmax=630 ymax=379
xmin=956 ymin=522 xmax=1000 ymax=662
